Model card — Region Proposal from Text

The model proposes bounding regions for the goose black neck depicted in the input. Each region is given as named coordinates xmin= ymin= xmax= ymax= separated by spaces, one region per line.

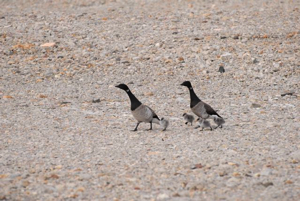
xmin=126 ymin=90 xmax=142 ymax=111
xmin=188 ymin=87 xmax=201 ymax=108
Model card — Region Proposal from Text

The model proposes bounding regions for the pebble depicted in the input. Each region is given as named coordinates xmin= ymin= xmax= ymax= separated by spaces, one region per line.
xmin=221 ymin=52 xmax=232 ymax=61
xmin=157 ymin=193 xmax=169 ymax=200
xmin=251 ymin=103 xmax=261 ymax=108
xmin=40 ymin=42 xmax=56 ymax=47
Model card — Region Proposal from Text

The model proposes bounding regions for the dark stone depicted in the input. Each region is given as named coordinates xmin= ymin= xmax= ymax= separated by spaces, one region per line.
xmin=259 ymin=182 xmax=273 ymax=187
xmin=218 ymin=66 xmax=225 ymax=73
xmin=281 ymin=91 xmax=295 ymax=97
xmin=60 ymin=101 xmax=71 ymax=105
xmin=233 ymin=35 xmax=240 ymax=39
xmin=92 ymin=99 xmax=101 ymax=103
xmin=251 ymin=103 xmax=261 ymax=108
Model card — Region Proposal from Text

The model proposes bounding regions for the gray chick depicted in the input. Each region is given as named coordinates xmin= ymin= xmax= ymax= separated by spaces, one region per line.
xmin=160 ymin=117 xmax=169 ymax=131
xmin=213 ymin=116 xmax=225 ymax=129
xmin=195 ymin=117 xmax=213 ymax=131
xmin=183 ymin=113 xmax=195 ymax=126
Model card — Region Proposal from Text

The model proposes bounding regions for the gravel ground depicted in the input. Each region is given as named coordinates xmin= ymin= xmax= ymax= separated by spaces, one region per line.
xmin=1 ymin=0 xmax=300 ymax=200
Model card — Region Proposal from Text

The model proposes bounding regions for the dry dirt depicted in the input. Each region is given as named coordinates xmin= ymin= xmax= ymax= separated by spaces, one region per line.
xmin=1 ymin=0 xmax=300 ymax=200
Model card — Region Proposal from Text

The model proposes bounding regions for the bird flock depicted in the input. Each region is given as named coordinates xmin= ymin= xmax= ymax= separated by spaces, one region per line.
xmin=115 ymin=81 xmax=225 ymax=131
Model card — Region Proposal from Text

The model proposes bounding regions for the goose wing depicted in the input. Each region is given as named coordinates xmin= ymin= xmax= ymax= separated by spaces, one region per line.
xmin=203 ymin=102 xmax=221 ymax=118
xmin=146 ymin=105 xmax=160 ymax=120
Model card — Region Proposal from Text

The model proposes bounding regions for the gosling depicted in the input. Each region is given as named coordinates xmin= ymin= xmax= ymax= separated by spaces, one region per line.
xmin=183 ymin=113 xmax=195 ymax=126
xmin=160 ymin=118 xmax=169 ymax=131
xmin=213 ymin=116 xmax=225 ymax=129
xmin=195 ymin=117 xmax=213 ymax=131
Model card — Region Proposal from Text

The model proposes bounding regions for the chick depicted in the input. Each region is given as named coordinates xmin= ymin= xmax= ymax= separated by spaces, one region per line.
xmin=213 ymin=116 xmax=225 ymax=129
xmin=195 ymin=117 xmax=213 ymax=131
xmin=183 ymin=113 xmax=195 ymax=126
xmin=160 ymin=118 xmax=169 ymax=131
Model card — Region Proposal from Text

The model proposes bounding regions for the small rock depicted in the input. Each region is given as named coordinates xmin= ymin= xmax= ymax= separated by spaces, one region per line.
xmin=157 ymin=193 xmax=169 ymax=200
xmin=191 ymin=163 xmax=203 ymax=169
xmin=281 ymin=91 xmax=295 ymax=97
xmin=251 ymin=103 xmax=261 ymax=108
xmin=144 ymin=92 xmax=154 ymax=96
xmin=155 ymin=43 xmax=162 ymax=48
xmin=252 ymin=58 xmax=259 ymax=64
xmin=177 ymin=57 xmax=185 ymax=63
xmin=92 ymin=99 xmax=101 ymax=103
xmin=22 ymin=180 xmax=30 ymax=188
xmin=221 ymin=52 xmax=232 ymax=61
xmin=3 ymin=95 xmax=13 ymax=99
xmin=258 ymin=182 xmax=273 ymax=187
xmin=233 ymin=34 xmax=240 ymax=39
xmin=41 ymin=42 xmax=56 ymax=47
xmin=219 ymin=171 xmax=227 ymax=177
xmin=203 ymin=70 xmax=209 ymax=74
xmin=218 ymin=66 xmax=225 ymax=73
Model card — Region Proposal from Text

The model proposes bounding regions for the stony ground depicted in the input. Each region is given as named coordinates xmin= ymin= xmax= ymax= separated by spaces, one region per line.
xmin=0 ymin=0 xmax=300 ymax=200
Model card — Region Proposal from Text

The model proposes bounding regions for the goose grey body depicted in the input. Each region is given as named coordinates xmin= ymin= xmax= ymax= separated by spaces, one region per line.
xmin=183 ymin=113 xmax=194 ymax=126
xmin=213 ymin=116 xmax=225 ymax=128
xmin=196 ymin=117 xmax=213 ymax=131
xmin=115 ymin=83 xmax=160 ymax=131
xmin=160 ymin=117 xmax=169 ymax=131
xmin=132 ymin=104 xmax=158 ymax=123
xmin=181 ymin=81 xmax=224 ymax=128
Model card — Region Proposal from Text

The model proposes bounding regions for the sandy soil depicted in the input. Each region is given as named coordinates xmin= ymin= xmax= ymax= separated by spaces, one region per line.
xmin=0 ymin=0 xmax=300 ymax=200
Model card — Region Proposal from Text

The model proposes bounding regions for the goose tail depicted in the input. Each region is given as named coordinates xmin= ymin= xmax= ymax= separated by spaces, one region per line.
xmin=152 ymin=118 xmax=160 ymax=124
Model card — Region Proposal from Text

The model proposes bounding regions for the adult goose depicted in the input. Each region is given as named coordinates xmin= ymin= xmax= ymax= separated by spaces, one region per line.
xmin=180 ymin=81 xmax=225 ymax=128
xmin=115 ymin=84 xmax=160 ymax=131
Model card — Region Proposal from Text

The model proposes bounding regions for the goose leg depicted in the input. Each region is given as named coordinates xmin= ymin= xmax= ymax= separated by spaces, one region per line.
xmin=133 ymin=122 xmax=140 ymax=131
xmin=147 ymin=122 xmax=153 ymax=130
xmin=210 ymin=126 xmax=213 ymax=131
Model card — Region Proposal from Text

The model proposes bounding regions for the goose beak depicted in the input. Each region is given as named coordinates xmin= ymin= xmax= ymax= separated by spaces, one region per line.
xmin=115 ymin=84 xmax=120 ymax=88
xmin=180 ymin=82 xmax=185 ymax=86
